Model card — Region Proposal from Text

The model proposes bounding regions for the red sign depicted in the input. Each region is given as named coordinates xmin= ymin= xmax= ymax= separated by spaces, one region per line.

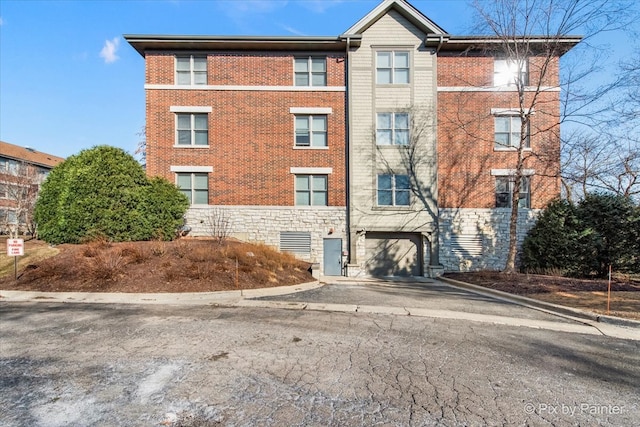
xmin=6 ymin=239 xmax=24 ymax=256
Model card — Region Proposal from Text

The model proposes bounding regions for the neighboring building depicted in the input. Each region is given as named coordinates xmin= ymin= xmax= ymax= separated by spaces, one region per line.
xmin=125 ymin=0 xmax=579 ymax=276
xmin=0 ymin=141 xmax=64 ymax=235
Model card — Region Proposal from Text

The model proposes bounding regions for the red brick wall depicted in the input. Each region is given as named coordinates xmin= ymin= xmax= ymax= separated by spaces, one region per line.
xmin=437 ymin=52 xmax=561 ymax=209
xmin=438 ymin=53 xmax=559 ymax=87
xmin=146 ymin=52 xmax=346 ymax=87
xmin=145 ymin=51 xmax=346 ymax=207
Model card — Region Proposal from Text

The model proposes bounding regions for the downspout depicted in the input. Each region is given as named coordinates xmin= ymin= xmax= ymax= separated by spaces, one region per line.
xmin=344 ymin=36 xmax=352 ymax=276
xmin=434 ymin=34 xmax=444 ymax=54
xmin=426 ymin=34 xmax=445 ymax=273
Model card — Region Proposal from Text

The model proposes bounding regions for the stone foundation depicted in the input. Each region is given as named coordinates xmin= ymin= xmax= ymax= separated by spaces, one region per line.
xmin=184 ymin=205 xmax=347 ymax=275
xmin=439 ymin=208 xmax=539 ymax=272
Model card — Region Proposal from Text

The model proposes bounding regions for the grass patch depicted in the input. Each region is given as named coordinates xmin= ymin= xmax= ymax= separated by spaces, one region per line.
xmin=0 ymin=238 xmax=59 ymax=278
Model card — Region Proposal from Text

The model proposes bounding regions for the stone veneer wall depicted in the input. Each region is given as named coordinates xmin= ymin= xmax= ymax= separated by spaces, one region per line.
xmin=439 ymin=208 xmax=540 ymax=271
xmin=184 ymin=206 xmax=347 ymax=274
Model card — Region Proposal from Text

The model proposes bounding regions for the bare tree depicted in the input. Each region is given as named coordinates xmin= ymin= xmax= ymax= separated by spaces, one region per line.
xmin=203 ymin=207 xmax=232 ymax=245
xmin=471 ymin=0 xmax=630 ymax=272
xmin=0 ymin=161 xmax=41 ymax=238
xmin=562 ymin=130 xmax=640 ymax=201
xmin=561 ymin=44 xmax=640 ymax=202
xmin=134 ymin=125 xmax=146 ymax=167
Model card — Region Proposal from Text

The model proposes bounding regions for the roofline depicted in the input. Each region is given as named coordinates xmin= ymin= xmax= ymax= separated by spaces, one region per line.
xmin=426 ymin=35 xmax=583 ymax=55
xmin=124 ymin=35 xmax=362 ymax=57
xmin=0 ymin=141 xmax=64 ymax=169
xmin=342 ymin=0 xmax=447 ymax=36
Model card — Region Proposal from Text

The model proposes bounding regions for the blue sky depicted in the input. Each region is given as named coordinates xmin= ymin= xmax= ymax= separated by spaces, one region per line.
xmin=0 ymin=0 xmax=635 ymax=160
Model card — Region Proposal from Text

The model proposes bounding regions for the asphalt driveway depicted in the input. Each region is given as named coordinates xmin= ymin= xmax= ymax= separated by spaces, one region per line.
xmin=254 ymin=279 xmax=570 ymax=321
xmin=1 ymin=302 xmax=638 ymax=427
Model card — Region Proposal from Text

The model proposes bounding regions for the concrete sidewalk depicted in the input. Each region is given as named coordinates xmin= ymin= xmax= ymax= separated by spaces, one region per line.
xmin=2 ymin=277 xmax=638 ymax=341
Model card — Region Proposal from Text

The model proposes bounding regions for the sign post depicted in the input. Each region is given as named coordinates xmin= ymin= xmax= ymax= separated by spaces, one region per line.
xmin=6 ymin=239 xmax=24 ymax=280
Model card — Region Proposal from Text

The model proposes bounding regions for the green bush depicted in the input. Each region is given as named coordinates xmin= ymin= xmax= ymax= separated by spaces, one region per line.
xmin=138 ymin=177 xmax=189 ymax=241
xmin=521 ymin=199 xmax=582 ymax=275
xmin=522 ymin=193 xmax=640 ymax=277
xmin=34 ymin=146 xmax=188 ymax=244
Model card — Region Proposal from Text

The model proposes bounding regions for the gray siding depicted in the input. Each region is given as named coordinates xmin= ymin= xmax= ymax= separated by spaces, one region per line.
xmin=348 ymin=9 xmax=439 ymax=271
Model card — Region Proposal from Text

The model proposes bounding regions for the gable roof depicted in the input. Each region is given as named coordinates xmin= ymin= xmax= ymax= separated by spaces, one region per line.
xmin=342 ymin=0 xmax=447 ymax=36
xmin=0 ymin=141 xmax=64 ymax=169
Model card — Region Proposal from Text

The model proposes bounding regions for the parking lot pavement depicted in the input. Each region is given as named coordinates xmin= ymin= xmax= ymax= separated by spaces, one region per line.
xmin=1 ymin=302 xmax=638 ymax=427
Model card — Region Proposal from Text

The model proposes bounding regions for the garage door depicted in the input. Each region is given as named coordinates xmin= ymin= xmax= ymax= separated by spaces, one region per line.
xmin=364 ymin=232 xmax=422 ymax=277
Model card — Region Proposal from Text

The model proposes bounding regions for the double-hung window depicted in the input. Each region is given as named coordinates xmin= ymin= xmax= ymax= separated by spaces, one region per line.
xmin=0 ymin=158 xmax=19 ymax=174
xmin=176 ymin=55 xmax=207 ymax=85
xmin=377 ymin=113 xmax=409 ymax=145
xmin=295 ymin=175 xmax=328 ymax=206
xmin=176 ymin=172 xmax=209 ymax=205
xmin=376 ymin=51 xmax=409 ymax=84
xmin=294 ymin=57 xmax=327 ymax=86
xmin=495 ymin=115 xmax=529 ymax=149
xmin=176 ymin=113 xmax=208 ymax=146
xmin=0 ymin=209 xmax=17 ymax=224
xmin=295 ymin=115 xmax=327 ymax=147
xmin=377 ymin=174 xmax=410 ymax=206
xmin=494 ymin=58 xmax=528 ymax=86
xmin=495 ymin=176 xmax=530 ymax=208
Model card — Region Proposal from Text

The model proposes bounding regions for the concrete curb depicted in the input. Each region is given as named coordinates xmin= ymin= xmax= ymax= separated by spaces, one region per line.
xmin=439 ymin=276 xmax=640 ymax=329
xmin=0 ymin=281 xmax=323 ymax=306
xmin=2 ymin=279 xmax=638 ymax=340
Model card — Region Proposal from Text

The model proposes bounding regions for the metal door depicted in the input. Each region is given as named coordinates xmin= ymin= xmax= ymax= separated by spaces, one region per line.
xmin=323 ymin=238 xmax=342 ymax=276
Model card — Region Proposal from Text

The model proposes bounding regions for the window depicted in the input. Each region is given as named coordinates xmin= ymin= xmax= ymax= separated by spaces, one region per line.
xmin=377 ymin=113 xmax=409 ymax=145
xmin=176 ymin=172 xmax=209 ymax=204
xmin=0 ymin=209 xmax=17 ymax=224
xmin=295 ymin=175 xmax=327 ymax=206
xmin=0 ymin=183 xmax=7 ymax=198
xmin=176 ymin=55 xmax=207 ymax=85
xmin=0 ymin=158 xmax=19 ymax=174
xmin=176 ymin=113 xmax=208 ymax=146
xmin=294 ymin=57 xmax=326 ymax=86
xmin=495 ymin=115 xmax=529 ymax=149
xmin=494 ymin=59 xmax=528 ymax=86
xmin=495 ymin=176 xmax=530 ymax=208
xmin=377 ymin=174 xmax=410 ymax=206
xmin=376 ymin=51 xmax=409 ymax=84
xmin=295 ymin=115 xmax=327 ymax=147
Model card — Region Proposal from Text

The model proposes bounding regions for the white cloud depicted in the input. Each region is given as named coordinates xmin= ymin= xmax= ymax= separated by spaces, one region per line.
xmin=100 ymin=37 xmax=120 ymax=64
xmin=301 ymin=0 xmax=343 ymax=14
xmin=0 ymin=16 xmax=4 ymax=26
xmin=219 ymin=0 xmax=288 ymax=28
xmin=229 ymin=0 xmax=288 ymax=14
xmin=282 ymin=25 xmax=307 ymax=36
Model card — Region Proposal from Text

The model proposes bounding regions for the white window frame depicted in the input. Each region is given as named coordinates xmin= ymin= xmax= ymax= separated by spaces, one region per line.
xmin=294 ymin=174 xmax=328 ymax=206
xmin=494 ymin=175 xmax=531 ymax=209
xmin=176 ymin=55 xmax=207 ymax=86
xmin=376 ymin=112 xmax=410 ymax=146
xmin=377 ymin=174 xmax=411 ymax=206
xmin=174 ymin=112 xmax=209 ymax=147
xmin=376 ymin=51 xmax=410 ymax=85
xmin=294 ymin=115 xmax=328 ymax=148
xmin=294 ymin=57 xmax=327 ymax=87
xmin=494 ymin=58 xmax=529 ymax=87
xmin=174 ymin=171 xmax=210 ymax=205
xmin=494 ymin=114 xmax=530 ymax=150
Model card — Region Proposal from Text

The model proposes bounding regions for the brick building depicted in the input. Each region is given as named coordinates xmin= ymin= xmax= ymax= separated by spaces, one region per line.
xmin=125 ymin=0 xmax=579 ymax=276
xmin=0 ymin=141 xmax=64 ymax=235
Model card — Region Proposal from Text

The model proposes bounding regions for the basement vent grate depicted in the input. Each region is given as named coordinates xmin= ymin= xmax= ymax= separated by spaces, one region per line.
xmin=450 ymin=234 xmax=483 ymax=257
xmin=280 ymin=231 xmax=311 ymax=255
